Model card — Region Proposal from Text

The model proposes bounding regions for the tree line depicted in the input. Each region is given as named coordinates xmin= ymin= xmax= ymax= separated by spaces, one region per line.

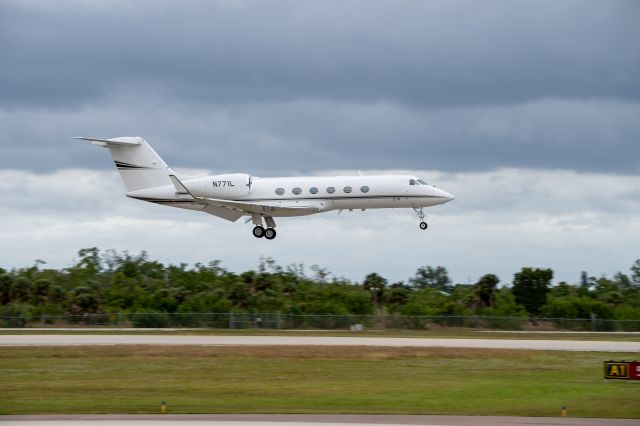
xmin=1 ymin=248 xmax=639 ymax=327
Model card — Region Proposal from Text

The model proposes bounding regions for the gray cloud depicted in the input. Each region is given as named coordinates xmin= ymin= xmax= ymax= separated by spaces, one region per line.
xmin=1 ymin=0 xmax=638 ymax=108
xmin=1 ymin=168 xmax=638 ymax=284
xmin=1 ymin=98 xmax=638 ymax=174
xmin=0 ymin=1 xmax=639 ymax=174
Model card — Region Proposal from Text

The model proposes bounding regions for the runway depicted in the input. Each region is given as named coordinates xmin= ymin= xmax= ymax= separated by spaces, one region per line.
xmin=0 ymin=334 xmax=638 ymax=351
xmin=2 ymin=414 xmax=638 ymax=426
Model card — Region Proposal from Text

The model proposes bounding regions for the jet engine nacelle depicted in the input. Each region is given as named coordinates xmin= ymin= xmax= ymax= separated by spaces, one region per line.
xmin=186 ymin=173 xmax=252 ymax=199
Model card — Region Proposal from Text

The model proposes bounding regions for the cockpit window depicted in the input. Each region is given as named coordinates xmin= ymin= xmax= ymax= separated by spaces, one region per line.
xmin=417 ymin=179 xmax=428 ymax=185
xmin=409 ymin=179 xmax=417 ymax=185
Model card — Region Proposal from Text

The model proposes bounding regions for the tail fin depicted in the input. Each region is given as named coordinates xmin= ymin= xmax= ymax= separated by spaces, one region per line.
xmin=75 ymin=136 xmax=174 ymax=192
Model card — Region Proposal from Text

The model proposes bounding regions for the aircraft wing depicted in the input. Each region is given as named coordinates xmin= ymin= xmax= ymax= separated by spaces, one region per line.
xmin=169 ymin=174 xmax=323 ymax=217
xmin=198 ymin=197 xmax=323 ymax=216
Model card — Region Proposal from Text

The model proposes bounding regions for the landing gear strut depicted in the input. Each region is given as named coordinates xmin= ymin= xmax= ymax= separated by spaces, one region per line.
xmin=413 ymin=207 xmax=428 ymax=230
xmin=251 ymin=215 xmax=277 ymax=239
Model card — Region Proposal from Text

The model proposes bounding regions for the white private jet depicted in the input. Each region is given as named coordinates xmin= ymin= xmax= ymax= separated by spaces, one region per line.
xmin=78 ymin=136 xmax=454 ymax=240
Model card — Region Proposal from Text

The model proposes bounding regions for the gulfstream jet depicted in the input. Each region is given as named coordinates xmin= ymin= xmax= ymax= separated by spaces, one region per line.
xmin=77 ymin=136 xmax=454 ymax=240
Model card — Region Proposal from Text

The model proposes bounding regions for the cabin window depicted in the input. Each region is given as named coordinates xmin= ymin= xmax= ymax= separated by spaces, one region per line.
xmin=360 ymin=186 xmax=369 ymax=193
xmin=327 ymin=186 xmax=335 ymax=194
xmin=309 ymin=187 xmax=318 ymax=194
xmin=275 ymin=188 xmax=285 ymax=195
xmin=343 ymin=186 xmax=352 ymax=193
xmin=292 ymin=187 xmax=302 ymax=195
xmin=409 ymin=179 xmax=417 ymax=185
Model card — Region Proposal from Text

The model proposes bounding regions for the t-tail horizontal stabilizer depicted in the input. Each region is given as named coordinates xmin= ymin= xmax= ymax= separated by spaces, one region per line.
xmin=75 ymin=136 xmax=172 ymax=192
xmin=74 ymin=136 xmax=143 ymax=147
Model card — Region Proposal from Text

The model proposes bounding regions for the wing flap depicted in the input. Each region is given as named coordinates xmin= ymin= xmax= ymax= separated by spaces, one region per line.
xmin=201 ymin=198 xmax=322 ymax=216
xmin=202 ymin=204 xmax=244 ymax=222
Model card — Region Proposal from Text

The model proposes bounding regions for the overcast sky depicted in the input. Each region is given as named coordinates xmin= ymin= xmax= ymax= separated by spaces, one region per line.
xmin=1 ymin=0 xmax=639 ymax=285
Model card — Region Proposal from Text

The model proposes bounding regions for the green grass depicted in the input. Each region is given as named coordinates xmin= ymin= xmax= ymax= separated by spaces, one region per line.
xmin=1 ymin=346 xmax=639 ymax=417
xmin=1 ymin=327 xmax=639 ymax=341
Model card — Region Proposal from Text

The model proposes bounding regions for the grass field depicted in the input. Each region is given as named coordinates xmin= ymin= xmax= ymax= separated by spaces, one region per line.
xmin=1 ymin=345 xmax=639 ymax=418
xmin=1 ymin=328 xmax=639 ymax=341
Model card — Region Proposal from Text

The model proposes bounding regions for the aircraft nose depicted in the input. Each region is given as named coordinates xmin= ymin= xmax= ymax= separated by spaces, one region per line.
xmin=435 ymin=188 xmax=455 ymax=203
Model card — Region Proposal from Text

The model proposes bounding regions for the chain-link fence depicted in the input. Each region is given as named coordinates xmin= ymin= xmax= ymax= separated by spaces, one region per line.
xmin=1 ymin=312 xmax=639 ymax=331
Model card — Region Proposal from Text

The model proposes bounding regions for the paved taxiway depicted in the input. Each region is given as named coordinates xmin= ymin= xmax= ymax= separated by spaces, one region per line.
xmin=2 ymin=415 xmax=639 ymax=426
xmin=0 ymin=335 xmax=638 ymax=351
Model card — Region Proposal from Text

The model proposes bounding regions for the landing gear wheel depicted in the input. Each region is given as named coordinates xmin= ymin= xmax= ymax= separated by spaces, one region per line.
xmin=264 ymin=228 xmax=277 ymax=240
xmin=252 ymin=225 xmax=265 ymax=238
xmin=413 ymin=207 xmax=428 ymax=231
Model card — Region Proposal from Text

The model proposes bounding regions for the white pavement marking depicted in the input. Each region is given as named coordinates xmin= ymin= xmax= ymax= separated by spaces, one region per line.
xmin=0 ymin=328 xmax=203 ymax=331
xmin=1 ymin=423 xmax=436 ymax=426
xmin=0 ymin=335 xmax=639 ymax=351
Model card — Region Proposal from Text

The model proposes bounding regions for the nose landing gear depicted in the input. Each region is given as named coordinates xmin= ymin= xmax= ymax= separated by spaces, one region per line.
xmin=413 ymin=207 xmax=428 ymax=230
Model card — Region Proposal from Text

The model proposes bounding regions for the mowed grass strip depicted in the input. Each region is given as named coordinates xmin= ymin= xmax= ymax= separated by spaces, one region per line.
xmin=0 ymin=346 xmax=638 ymax=418
xmin=2 ymin=328 xmax=640 ymax=341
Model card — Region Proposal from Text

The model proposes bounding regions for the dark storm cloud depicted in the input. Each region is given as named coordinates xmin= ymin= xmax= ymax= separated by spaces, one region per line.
xmin=1 ymin=0 xmax=638 ymax=108
xmin=0 ymin=0 xmax=639 ymax=174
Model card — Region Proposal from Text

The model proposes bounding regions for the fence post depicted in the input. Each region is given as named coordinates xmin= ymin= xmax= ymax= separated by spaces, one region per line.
xmin=591 ymin=312 xmax=596 ymax=332
xmin=276 ymin=311 xmax=281 ymax=330
xmin=229 ymin=312 xmax=234 ymax=329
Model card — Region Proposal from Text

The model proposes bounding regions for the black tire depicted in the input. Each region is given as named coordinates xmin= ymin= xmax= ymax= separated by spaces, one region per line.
xmin=253 ymin=225 xmax=265 ymax=238
xmin=264 ymin=228 xmax=277 ymax=240
xmin=419 ymin=221 xmax=428 ymax=230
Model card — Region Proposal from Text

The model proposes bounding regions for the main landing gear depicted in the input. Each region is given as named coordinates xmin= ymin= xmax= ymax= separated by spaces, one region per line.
xmin=413 ymin=207 xmax=428 ymax=230
xmin=251 ymin=215 xmax=277 ymax=240
xmin=253 ymin=225 xmax=277 ymax=240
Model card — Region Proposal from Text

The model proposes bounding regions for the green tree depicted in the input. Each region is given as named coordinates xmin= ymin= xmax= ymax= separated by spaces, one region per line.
xmin=631 ymin=259 xmax=640 ymax=286
xmin=0 ymin=271 xmax=13 ymax=305
xmin=77 ymin=247 xmax=102 ymax=275
xmin=410 ymin=266 xmax=451 ymax=291
xmin=32 ymin=279 xmax=52 ymax=306
xmin=512 ymin=267 xmax=553 ymax=315
xmin=363 ymin=273 xmax=387 ymax=310
xmin=11 ymin=276 xmax=32 ymax=301
xmin=475 ymin=274 xmax=499 ymax=308
xmin=384 ymin=283 xmax=410 ymax=312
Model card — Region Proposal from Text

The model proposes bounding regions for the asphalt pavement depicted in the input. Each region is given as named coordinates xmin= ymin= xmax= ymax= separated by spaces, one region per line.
xmin=0 ymin=334 xmax=638 ymax=351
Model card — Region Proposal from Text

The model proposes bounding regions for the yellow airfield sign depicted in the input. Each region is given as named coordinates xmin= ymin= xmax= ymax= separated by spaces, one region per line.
xmin=604 ymin=361 xmax=639 ymax=380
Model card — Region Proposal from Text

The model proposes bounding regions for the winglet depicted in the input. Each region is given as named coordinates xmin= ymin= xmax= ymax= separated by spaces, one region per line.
xmin=169 ymin=174 xmax=195 ymax=199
